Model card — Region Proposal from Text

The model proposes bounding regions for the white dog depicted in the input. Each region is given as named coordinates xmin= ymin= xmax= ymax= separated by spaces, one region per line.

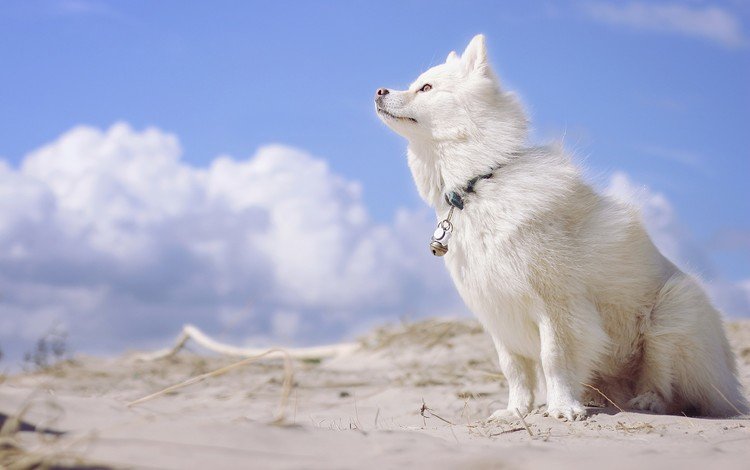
xmin=375 ymin=34 xmax=748 ymax=420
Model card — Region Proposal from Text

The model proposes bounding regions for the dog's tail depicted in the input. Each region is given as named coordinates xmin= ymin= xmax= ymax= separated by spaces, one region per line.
xmin=647 ymin=273 xmax=748 ymax=417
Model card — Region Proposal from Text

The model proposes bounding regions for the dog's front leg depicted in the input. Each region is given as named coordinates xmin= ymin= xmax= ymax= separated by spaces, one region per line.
xmin=537 ymin=311 xmax=588 ymax=421
xmin=488 ymin=341 xmax=536 ymax=421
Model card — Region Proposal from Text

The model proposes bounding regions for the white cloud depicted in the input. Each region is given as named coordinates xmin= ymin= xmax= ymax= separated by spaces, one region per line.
xmin=0 ymin=124 xmax=746 ymax=364
xmin=582 ymin=2 xmax=747 ymax=48
xmin=606 ymin=171 xmax=750 ymax=318
xmin=0 ymin=123 xmax=462 ymax=362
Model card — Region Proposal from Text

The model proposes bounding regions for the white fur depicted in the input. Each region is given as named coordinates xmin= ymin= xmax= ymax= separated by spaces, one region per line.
xmin=376 ymin=34 xmax=748 ymax=420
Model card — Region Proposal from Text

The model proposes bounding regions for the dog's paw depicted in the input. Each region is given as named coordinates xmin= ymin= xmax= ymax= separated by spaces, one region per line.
xmin=627 ymin=391 xmax=666 ymax=414
xmin=544 ymin=402 xmax=587 ymax=421
xmin=487 ymin=408 xmax=526 ymax=423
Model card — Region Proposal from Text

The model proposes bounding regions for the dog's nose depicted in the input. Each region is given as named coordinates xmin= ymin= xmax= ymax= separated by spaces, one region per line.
xmin=376 ymin=88 xmax=389 ymax=97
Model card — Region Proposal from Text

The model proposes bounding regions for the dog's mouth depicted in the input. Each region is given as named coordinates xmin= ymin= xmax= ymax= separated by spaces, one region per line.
xmin=377 ymin=107 xmax=417 ymax=123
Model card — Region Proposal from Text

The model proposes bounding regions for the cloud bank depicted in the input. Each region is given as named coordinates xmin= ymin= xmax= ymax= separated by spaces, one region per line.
xmin=0 ymin=123 xmax=747 ymax=363
xmin=582 ymin=2 xmax=747 ymax=48
xmin=0 ymin=123 xmax=461 ymax=361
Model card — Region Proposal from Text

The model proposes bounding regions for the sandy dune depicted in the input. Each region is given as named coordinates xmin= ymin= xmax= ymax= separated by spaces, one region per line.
xmin=2 ymin=319 xmax=749 ymax=469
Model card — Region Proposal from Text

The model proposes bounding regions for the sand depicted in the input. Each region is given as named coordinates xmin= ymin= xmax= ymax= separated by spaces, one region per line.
xmin=2 ymin=318 xmax=749 ymax=469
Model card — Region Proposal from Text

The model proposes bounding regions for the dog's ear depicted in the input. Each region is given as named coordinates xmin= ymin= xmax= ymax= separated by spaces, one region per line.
xmin=446 ymin=50 xmax=459 ymax=64
xmin=461 ymin=34 xmax=488 ymax=74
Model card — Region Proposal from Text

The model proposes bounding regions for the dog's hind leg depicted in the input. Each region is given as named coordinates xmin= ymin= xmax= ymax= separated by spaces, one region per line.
xmin=627 ymin=287 xmax=680 ymax=414
xmin=627 ymin=333 xmax=673 ymax=414
xmin=631 ymin=274 xmax=749 ymax=416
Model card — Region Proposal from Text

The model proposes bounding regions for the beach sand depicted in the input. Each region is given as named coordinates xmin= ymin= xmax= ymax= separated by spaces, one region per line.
xmin=2 ymin=318 xmax=749 ymax=469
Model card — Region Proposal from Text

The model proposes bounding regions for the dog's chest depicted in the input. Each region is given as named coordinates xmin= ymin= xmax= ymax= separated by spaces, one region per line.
xmin=439 ymin=204 xmax=542 ymax=354
xmin=444 ymin=205 xmax=528 ymax=286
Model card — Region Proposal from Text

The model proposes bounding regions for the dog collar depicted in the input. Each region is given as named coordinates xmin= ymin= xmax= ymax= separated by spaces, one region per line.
xmin=444 ymin=171 xmax=496 ymax=210
xmin=430 ymin=164 xmax=504 ymax=256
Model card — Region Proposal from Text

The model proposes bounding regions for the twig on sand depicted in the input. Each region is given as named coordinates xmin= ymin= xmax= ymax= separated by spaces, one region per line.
xmin=489 ymin=426 xmax=526 ymax=437
xmin=420 ymin=399 xmax=427 ymax=428
xmin=515 ymin=408 xmax=534 ymax=437
xmin=420 ymin=400 xmax=455 ymax=426
xmin=449 ymin=423 xmax=460 ymax=445
xmin=127 ymin=348 xmax=294 ymax=425
xmin=580 ymin=382 xmax=625 ymax=413
xmin=353 ymin=393 xmax=363 ymax=431
xmin=419 ymin=400 xmax=460 ymax=444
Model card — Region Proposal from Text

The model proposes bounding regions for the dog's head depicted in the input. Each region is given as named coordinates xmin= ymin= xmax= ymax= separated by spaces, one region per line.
xmin=375 ymin=34 xmax=525 ymax=148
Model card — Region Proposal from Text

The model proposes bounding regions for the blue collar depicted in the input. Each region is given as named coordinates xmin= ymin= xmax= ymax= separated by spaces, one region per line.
xmin=444 ymin=166 xmax=503 ymax=210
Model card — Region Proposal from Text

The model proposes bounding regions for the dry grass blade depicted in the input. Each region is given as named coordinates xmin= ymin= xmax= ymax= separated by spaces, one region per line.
xmin=353 ymin=393 xmax=363 ymax=431
xmin=709 ymin=383 xmax=745 ymax=416
xmin=581 ymin=382 xmax=625 ymax=413
xmin=420 ymin=401 xmax=455 ymax=426
xmin=127 ymin=348 xmax=294 ymax=424
xmin=489 ymin=426 xmax=526 ymax=437
xmin=681 ymin=411 xmax=697 ymax=428
xmin=514 ymin=408 xmax=534 ymax=437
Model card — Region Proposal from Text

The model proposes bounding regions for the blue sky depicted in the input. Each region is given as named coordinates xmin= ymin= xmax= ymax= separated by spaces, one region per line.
xmin=2 ymin=1 xmax=748 ymax=273
xmin=0 ymin=1 xmax=749 ymax=360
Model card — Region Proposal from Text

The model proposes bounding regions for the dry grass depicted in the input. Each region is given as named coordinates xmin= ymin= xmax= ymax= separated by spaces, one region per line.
xmin=361 ymin=319 xmax=483 ymax=351
xmin=0 ymin=400 xmax=110 ymax=469
xmin=128 ymin=348 xmax=295 ymax=424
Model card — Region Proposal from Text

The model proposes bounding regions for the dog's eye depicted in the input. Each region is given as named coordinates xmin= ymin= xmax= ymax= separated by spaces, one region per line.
xmin=418 ymin=83 xmax=432 ymax=93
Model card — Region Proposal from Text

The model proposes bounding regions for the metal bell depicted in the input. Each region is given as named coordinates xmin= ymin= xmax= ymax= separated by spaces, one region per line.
xmin=430 ymin=240 xmax=449 ymax=256
xmin=429 ymin=207 xmax=454 ymax=257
